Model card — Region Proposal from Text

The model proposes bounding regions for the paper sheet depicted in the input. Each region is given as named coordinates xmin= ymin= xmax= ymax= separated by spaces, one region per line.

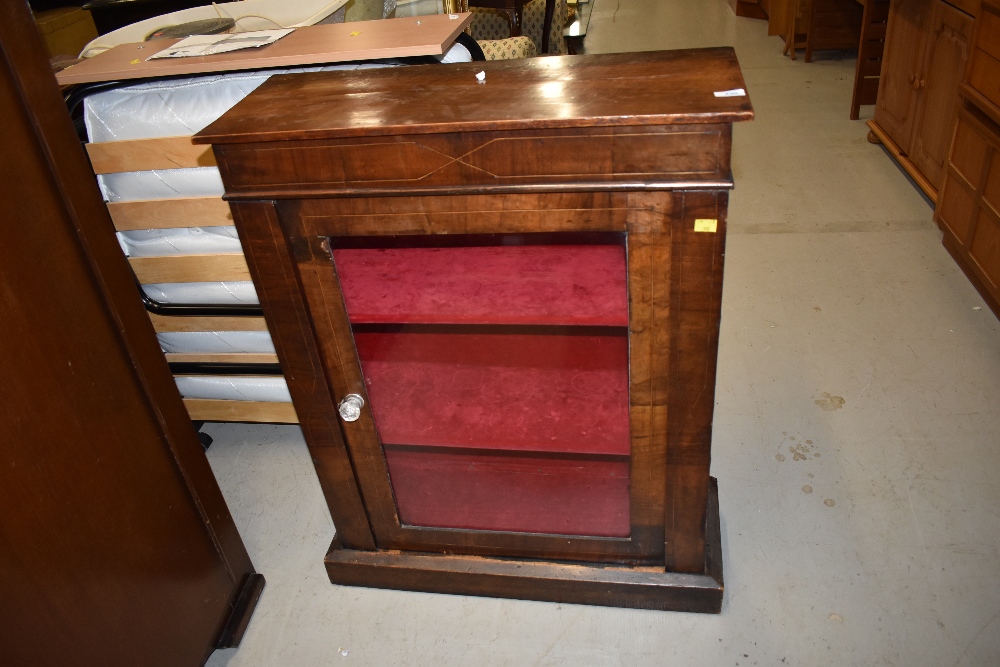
xmin=148 ymin=29 xmax=294 ymax=59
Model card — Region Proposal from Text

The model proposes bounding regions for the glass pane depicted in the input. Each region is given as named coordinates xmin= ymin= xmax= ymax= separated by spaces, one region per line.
xmin=330 ymin=234 xmax=631 ymax=538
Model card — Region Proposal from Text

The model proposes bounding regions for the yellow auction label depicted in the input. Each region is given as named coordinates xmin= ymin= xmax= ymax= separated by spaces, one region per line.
xmin=694 ymin=218 xmax=718 ymax=233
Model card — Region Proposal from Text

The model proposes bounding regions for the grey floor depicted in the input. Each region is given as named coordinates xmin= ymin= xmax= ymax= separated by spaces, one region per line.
xmin=204 ymin=1 xmax=1000 ymax=664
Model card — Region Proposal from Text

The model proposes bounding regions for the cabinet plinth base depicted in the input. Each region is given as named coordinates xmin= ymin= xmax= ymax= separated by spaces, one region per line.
xmin=325 ymin=479 xmax=724 ymax=613
xmin=866 ymin=119 xmax=939 ymax=202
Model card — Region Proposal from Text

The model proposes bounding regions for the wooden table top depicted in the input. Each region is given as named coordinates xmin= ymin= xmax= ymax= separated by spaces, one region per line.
xmin=56 ymin=13 xmax=474 ymax=86
xmin=194 ymin=47 xmax=754 ymax=144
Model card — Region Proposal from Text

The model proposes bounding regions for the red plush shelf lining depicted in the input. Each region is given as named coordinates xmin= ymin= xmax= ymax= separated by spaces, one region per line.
xmin=356 ymin=331 xmax=630 ymax=456
xmin=385 ymin=447 xmax=631 ymax=537
xmin=333 ymin=245 xmax=629 ymax=326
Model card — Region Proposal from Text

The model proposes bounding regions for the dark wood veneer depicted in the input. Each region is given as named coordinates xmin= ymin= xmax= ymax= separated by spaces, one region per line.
xmin=0 ymin=1 xmax=262 ymax=662
xmin=197 ymin=49 xmax=752 ymax=611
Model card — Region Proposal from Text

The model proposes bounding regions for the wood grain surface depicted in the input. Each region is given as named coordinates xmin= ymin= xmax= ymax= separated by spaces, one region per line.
xmin=195 ymin=48 xmax=753 ymax=143
xmin=56 ymin=13 xmax=474 ymax=85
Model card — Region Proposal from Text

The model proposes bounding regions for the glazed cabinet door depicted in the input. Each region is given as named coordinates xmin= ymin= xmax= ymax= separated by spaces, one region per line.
xmin=909 ymin=0 xmax=975 ymax=190
xmin=875 ymin=0 xmax=932 ymax=151
xmin=245 ymin=190 xmax=727 ymax=568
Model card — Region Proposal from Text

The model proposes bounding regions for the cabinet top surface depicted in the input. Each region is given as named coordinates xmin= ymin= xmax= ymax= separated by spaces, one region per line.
xmin=194 ymin=48 xmax=753 ymax=144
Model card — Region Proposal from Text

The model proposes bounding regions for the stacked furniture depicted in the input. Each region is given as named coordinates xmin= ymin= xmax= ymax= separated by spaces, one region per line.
xmin=193 ymin=48 xmax=753 ymax=611
xmin=935 ymin=0 xmax=1000 ymax=316
xmin=866 ymin=0 xmax=977 ymax=201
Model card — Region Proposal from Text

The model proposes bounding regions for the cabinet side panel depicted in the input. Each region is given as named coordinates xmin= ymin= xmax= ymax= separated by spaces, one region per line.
xmin=664 ymin=191 xmax=728 ymax=573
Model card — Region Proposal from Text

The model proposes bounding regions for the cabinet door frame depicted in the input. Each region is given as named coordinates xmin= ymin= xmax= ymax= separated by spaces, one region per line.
xmin=875 ymin=0 xmax=933 ymax=151
xmin=277 ymin=191 xmax=672 ymax=564
xmin=909 ymin=0 xmax=975 ymax=189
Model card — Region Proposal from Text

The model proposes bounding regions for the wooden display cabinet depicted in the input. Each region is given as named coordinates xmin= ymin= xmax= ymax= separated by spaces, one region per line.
xmin=193 ymin=49 xmax=753 ymax=613
xmin=936 ymin=0 xmax=1000 ymax=317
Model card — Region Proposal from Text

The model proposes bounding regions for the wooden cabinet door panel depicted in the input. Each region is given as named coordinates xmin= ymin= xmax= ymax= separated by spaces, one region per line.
xmin=969 ymin=208 xmax=1000 ymax=290
xmin=875 ymin=0 xmax=932 ymax=151
xmin=910 ymin=0 xmax=975 ymax=189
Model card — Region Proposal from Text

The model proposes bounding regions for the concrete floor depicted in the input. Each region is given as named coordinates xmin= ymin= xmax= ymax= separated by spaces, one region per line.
xmin=205 ymin=1 xmax=1000 ymax=664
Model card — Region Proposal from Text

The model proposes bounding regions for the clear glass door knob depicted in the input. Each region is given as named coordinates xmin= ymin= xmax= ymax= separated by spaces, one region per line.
xmin=338 ymin=394 xmax=365 ymax=422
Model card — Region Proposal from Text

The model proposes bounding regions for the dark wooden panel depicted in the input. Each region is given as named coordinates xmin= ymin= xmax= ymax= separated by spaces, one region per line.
xmin=0 ymin=2 xmax=259 ymax=664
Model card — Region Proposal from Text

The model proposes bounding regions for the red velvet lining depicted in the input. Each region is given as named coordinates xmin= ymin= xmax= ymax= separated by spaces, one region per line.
xmin=384 ymin=446 xmax=630 ymax=537
xmin=356 ymin=331 xmax=630 ymax=455
xmin=333 ymin=245 xmax=628 ymax=326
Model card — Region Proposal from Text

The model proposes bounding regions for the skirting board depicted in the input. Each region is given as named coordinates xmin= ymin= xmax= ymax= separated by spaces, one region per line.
xmin=326 ymin=478 xmax=724 ymax=613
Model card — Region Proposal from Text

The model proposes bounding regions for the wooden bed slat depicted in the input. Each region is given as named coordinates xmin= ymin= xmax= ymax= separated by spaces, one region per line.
xmin=87 ymin=136 xmax=216 ymax=174
xmin=165 ymin=353 xmax=279 ymax=364
xmin=130 ymin=254 xmax=251 ymax=283
xmin=149 ymin=313 xmax=269 ymax=333
xmin=182 ymin=398 xmax=298 ymax=423
xmin=108 ymin=197 xmax=233 ymax=230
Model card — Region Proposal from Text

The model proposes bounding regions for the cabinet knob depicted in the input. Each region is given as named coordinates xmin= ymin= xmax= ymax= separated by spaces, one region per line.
xmin=338 ymin=394 xmax=365 ymax=422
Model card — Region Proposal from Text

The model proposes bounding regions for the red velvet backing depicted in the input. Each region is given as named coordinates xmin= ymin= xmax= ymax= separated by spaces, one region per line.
xmin=337 ymin=243 xmax=632 ymax=537
xmin=384 ymin=446 xmax=630 ymax=537
xmin=356 ymin=331 xmax=630 ymax=455
xmin=333 ymin=245 xmax=629 ymax=326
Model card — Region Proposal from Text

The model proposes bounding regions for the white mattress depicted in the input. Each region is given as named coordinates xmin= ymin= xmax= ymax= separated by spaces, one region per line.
xmin=142 ymin=281 xmax=259 ymax=305
xmin=158 ymin=331 xmax=276 ymax=354
xmin=174 ymin=376 xmax=292 ymax=402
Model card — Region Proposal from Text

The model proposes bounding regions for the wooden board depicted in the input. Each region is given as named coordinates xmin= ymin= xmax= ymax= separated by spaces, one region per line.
xmin=56 ymin=13 xmax=474 ymax=86
xmin=149 ymin=312 xmax=269 ymax=332
xmin=165 ymin=352 xmax=279 ymax=364
xmin=87 ymin=136 xmax=215 ymax=174
xmin=129 ymin=254 xmax=252 ymax=283
xmin=109 ymin=197 xmax=233 ymax=231
xmin=183 ymin=398 xmax=299 ymax=423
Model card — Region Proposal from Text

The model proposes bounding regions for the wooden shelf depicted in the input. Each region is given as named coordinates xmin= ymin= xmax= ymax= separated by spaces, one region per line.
xmin=356 ymin=329 xmax=630 ymax=456
xmin=333 ymin=244 xmax=628 ymax=327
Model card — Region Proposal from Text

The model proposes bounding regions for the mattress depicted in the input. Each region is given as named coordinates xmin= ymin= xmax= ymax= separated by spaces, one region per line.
xmin=174 ymin=376 xmax=293 ymax=402
xmin=158 ymin=331 xmax=276 ymax=354
xmin=85 ymin=52 xmax=470 ymax=402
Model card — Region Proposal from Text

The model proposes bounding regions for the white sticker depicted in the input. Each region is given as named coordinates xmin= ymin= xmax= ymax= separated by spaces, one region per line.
xmin=476 ymin=70 xmax=486 ymax=84
xmin=714 ymin=88 xmax=747 ymax=98
xmin=449 ymin=13 xmax=459 ymax=19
